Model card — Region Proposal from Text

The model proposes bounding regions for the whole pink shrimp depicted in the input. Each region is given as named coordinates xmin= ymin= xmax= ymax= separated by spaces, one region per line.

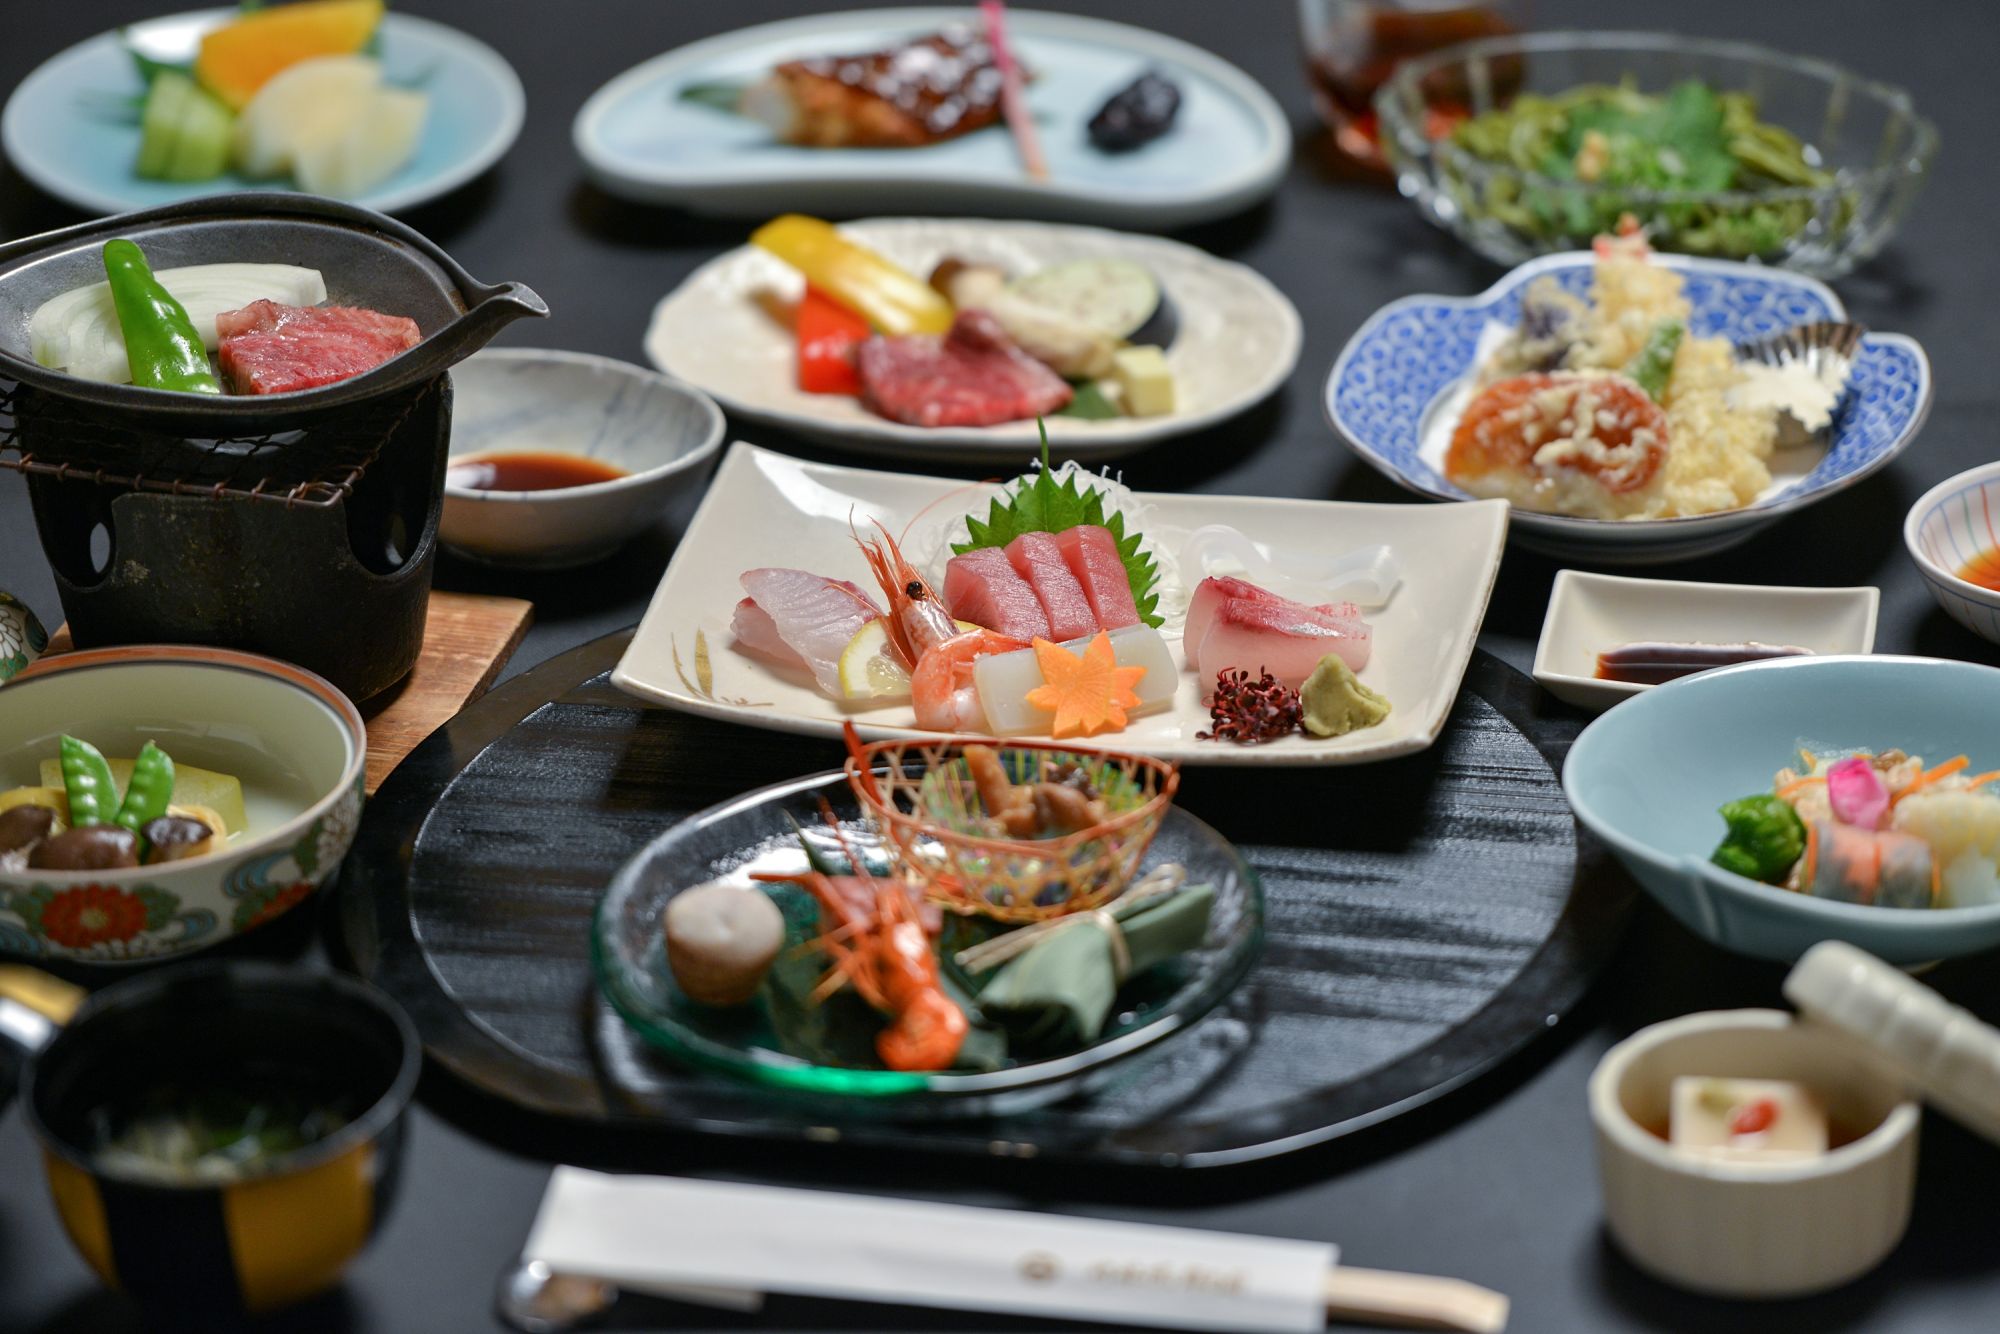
xmin=853 ymin=519 xmax=1023 ymax=732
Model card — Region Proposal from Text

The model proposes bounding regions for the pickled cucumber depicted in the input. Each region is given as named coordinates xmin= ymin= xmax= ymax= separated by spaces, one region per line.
xmin=135 ymin=72 xmax=234 ymax=183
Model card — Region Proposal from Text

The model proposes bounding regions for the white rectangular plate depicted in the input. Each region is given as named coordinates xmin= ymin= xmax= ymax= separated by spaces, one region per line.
xmin=614 ymin=444 xmax=1510 ymax=766
xmin=1533 ymin=570 xmax=1880 ymax=713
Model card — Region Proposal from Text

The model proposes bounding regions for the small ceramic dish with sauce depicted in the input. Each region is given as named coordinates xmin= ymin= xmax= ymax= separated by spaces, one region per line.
xmin=1905 ymin=460 xmax=2000 ymax=646
xmin=441 ymin=349 xmax=725 ymax=570
xmin=1533 ymin=571 xmax=1879 ymax=713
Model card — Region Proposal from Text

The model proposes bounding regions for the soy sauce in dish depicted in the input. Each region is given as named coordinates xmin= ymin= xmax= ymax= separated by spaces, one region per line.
xmin=1594 ymin=641 xmax=1814 ymax=685
xmin=1957 ymin=548 xmax=2000 ymax=592
xmin=446 ymin=452 xmax=628 ymax=492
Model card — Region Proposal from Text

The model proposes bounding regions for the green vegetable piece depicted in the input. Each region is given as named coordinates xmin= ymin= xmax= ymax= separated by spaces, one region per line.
xmin=102 ymin=239 xmax=222 ymax=394
xmin=1625 ymin=319 xmax=1684 ymax=401
xmin=953 ymin=423 xmax=1163 ymax=627
xmin=679 ymin=80 xmax=748 ymax=113
xmin=59 ymin=735 xmax=120 ymax=828
xmin=1710 ymin=794 xmax=1807 ymax=883
xmin=1055 ymin=380 xmax=1121 ymax=420
xmin=114 ymin=742 xmax=177 ymax=847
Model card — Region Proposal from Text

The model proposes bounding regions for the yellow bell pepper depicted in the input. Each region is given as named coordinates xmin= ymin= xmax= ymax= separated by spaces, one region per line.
xmin=751 ymin=215 xmax=953 ymax=337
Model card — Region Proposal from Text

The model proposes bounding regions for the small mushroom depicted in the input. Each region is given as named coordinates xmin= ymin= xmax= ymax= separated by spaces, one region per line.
xmin=0 ymin=804 xmax=57 ymax=855
xmin=141 ymin=815 xmax=215 ymax=863
xmin=29 ymin=825 xmax=141 ymax=871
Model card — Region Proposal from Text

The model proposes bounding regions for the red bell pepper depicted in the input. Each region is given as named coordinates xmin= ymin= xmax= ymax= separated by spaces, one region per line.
xmin=796 ymin=284 xmax=869 ymax=396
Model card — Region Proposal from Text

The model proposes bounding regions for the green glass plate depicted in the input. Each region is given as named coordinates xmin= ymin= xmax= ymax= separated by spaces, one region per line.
xmin=591 ymin=768 xmax=1263 ymax=1112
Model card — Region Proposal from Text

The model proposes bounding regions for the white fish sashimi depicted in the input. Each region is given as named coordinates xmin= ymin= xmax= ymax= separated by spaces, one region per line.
xmin=729 ymin=598 xmax=802 ymax=668
xmin=737 ymin=569 xmax=882 ymax=695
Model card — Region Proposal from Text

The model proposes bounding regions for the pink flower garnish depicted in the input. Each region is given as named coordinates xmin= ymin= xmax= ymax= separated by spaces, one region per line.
xmin=1826 ymin=755 xmax=1890 ymax=829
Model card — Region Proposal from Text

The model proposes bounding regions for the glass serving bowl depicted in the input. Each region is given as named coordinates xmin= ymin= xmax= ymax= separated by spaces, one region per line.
xmin=591 ymin=768 xmax=1263 ymax=1114
xmin=1376 ymin=31 xmax=1937 ymax=277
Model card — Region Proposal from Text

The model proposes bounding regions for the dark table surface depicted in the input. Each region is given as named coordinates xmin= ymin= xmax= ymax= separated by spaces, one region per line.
xmin=3 ymin=2 xmax=1998 ymax=1331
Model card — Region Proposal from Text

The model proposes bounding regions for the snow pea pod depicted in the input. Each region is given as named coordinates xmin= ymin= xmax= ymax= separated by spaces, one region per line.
xmin=101 ymin=239 xmax=221 ymax=394
xmin=114 ymin=741 xmax=176 ymax=846
xmin=59 ymin=735 xmax=119 ymax=828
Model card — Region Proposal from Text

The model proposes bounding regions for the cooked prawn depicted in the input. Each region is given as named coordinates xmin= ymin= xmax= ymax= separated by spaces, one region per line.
xmin=911 ymin=628 xmax=1024 ymax=732
xmin=852 ymin=517 xmax=957 ymax=667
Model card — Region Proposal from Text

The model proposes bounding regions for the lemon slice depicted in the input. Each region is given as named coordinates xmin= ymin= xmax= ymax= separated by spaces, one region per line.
xmin=838 ymin=618 xmax=912 ymax=699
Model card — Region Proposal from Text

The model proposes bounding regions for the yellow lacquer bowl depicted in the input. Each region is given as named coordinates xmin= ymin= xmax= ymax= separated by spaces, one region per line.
xmin=16 ymin=963 xmax=418 ymax=1319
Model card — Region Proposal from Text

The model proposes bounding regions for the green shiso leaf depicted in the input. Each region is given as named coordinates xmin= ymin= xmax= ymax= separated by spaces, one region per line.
xmin=950 ymin=420 xmax=1162 ymax=628
xmin=679 ymin=80 xmax=747 ymax=114
xmin=1055 ymin=380 xmax=1120 ymax=420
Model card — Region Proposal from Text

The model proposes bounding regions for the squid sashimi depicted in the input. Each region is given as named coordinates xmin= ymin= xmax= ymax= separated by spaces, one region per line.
xmin=1004 ymin=532 xmax=1096 ymax=641
xmin=736 ymin=569 xmax=882 ymax=694
xmin=943 ymin=547 xmax=1051 ymax=641
xmin=1055 ymin=525 xmax=1139 ymax=629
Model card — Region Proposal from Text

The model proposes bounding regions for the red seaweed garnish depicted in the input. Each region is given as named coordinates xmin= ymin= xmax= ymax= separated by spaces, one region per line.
xmin=1197 ymin=668 xmax=1302 ymax=744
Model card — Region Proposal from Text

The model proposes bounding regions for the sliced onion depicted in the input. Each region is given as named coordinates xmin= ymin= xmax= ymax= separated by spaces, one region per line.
xmin=31 ymin=263 xmax=328 ymax=384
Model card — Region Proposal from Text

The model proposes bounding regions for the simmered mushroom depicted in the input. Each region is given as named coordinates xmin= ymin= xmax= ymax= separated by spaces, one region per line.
xmin=0 ymin=804 xmax=57 ymax=855
xmin=29 ymin=825 xmax=141 ymax=871
xmin=141 ymin=815 xmax=215 ymax=863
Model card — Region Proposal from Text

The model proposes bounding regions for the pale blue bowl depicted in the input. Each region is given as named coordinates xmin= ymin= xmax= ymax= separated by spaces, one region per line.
xmin=1563 ymin=655 xmax=2000 ymax=964
xmin=1905 ymin=461 xmax=2000 ymax=645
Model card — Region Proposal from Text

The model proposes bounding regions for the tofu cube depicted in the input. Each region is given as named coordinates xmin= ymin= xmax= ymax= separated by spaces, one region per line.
xmin=1669 ymin=1076 xmax=1830 ymax=1163
xmin=1111 ymin=345 xmax=1175 ymax=418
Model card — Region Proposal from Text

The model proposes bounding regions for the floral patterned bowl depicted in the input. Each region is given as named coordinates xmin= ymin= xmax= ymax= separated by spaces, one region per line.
xmin=0 ymin=646 xmax=365 ymax=964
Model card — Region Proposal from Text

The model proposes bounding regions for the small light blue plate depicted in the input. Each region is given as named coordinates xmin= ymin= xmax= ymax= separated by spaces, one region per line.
xmin=2 ymin=9 xmax=524 ymax=217
xmin=1564 ymin=655 xmax=2000 ymax=965
xmin=1326 ymin=253 xmax=1934 ymax=564
xmin=572 ymin=7 xmax=1290 ymax=228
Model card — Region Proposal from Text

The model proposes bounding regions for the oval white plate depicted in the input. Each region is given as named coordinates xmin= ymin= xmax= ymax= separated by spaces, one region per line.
xmin=645 ymin=217 xmax=1302 ymax=463
xmin=611 ymin=443 xmax=1510 ymax=767
xmin=573 ymin=7 xmax=1290 ymax=228
xmin=2 ymin=9 xmax=524 ymax=217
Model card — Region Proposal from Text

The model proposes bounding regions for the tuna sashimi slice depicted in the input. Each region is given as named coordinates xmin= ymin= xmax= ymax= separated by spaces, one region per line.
xmin=1055 ymin=525 xmax=1139 ymax=630
xmin=1192 ymin=592 xmax=1372 ymax=693
xmin=943 ymin=547 xmax=1051 ymax=641
xmin=1004 ymin=532 xmax=1097 ymax=640
xmin=737 ymin=569 xmax=882 ymax=695
xmin=1183 ymin=575 xmax=1365 ymax=660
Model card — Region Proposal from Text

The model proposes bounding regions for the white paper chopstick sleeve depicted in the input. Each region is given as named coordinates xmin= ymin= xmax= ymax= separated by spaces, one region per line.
xmin=524 ymin=1167 xmax=1336 ymax=1333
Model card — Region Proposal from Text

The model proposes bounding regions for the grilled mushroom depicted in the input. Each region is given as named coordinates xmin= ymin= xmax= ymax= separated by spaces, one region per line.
xmin=29 ymin=825 xmax=141 ymax=871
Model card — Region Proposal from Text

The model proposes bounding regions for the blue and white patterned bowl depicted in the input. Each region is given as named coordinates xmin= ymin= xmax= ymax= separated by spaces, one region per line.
xmin=1905 ymin=462 xmax=2000 ymax=645
xmin=1326 ymin=253 xmax=1933 ymax=564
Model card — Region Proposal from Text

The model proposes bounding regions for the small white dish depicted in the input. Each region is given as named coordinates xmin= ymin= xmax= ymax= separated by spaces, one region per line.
xmin=1591 ymin=1008 xmax=1919 ymax=1299
xmin=643 ymin=217 xmax=1301 ymax=463
xmin=1904 ymin=460 xmax=2000 ymax=645
xmin=442 ymin=350 xmax=725 ymax=570
xmin=572 ymin=7 xmax=1290 ymax=228
xmin=612 ymin=443 xmax=1509 ymax=767
xmin=1533 ymin=571 xmax=1879 ymax=712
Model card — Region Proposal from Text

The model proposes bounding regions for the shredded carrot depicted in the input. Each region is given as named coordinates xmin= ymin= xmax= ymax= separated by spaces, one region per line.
xmin=1799 ymin=818 xmax=1820 ymax=888
xmin=1894 ymin=754 xmax=1971 ymax=804
xmin=1776 ymin=775 xmax=1826 ymax=800
xmin=1965 ymin=771 xmax=2000 ymax=790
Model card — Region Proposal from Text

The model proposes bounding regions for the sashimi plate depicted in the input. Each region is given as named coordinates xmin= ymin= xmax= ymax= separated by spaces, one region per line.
xmin=2 ymin=9 xmax=524 ymax=217
xmin=644 ymin=218 xmax=1302 ymax=462
xmin=1326 ymin=252 xmax=1933 ymax=564
xmin=573 ymin=7 xmax=1290 ymax=227
xmin=613 ymin=443 xmax=1510 ymax=766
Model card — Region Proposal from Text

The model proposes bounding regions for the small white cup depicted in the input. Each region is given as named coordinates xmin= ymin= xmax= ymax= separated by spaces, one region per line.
xmin=1590 ymin=1008 xmax=1920 ymax=1298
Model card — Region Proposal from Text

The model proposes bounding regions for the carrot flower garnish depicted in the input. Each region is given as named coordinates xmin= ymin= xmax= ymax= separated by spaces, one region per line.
xmin=1024 ymin=632 xmax=1145 ymax=738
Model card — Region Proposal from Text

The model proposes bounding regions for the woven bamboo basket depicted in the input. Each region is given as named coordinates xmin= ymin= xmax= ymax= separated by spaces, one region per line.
xmin=843 ymin=730 xmax=1180 ymax=925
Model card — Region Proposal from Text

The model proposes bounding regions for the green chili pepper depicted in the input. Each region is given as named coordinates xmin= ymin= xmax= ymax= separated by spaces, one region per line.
xmin=1711 ymin=793 xmax=1807 ymax=883
xmin=115 ymin=741 xmax=176 ymax=848
xmin=101 ymin=238 xmax=221 ymax=395
xmin=59 ymin=735 xmax=120 ymax=828
xmin=1624 ymin=320 xmax=1684 ymax=402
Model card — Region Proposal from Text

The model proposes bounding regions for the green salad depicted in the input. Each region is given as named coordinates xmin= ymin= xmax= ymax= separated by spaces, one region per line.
xmin=1447 ymin=80 xmax=1839 ymax=259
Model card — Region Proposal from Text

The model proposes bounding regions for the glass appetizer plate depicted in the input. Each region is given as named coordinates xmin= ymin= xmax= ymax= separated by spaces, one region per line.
xmin=2 ymin=9 xmax=524 ymax=217
xmin=1378 ymin=31 xmax=1935 ymax=279
xmin=592 ymin=768 xmax=1262 ymax=1110
xmin=1326 ymin=251 xmax=1931 ymax=563
xmin=644 ymin=218 xmax=1301 ymax=462
xmin=574 ymin=7 xmax=1290 ymax=228
xmin=612 ymin=443 xmax=1508 ymax=766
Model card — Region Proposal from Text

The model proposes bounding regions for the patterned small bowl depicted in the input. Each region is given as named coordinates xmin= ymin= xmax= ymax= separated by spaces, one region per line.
xmin=1904 ymin=462 xmax=2000 ymax=645
xmin=0 ymin=646 xmax=366 ymax=964
xmin=1326 ymin=252 xmax=1933 ymax=564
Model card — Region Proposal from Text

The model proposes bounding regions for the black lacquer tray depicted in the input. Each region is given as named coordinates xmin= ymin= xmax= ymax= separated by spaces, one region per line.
xmin=339 ymin=632 xmax=1631 ymax=1168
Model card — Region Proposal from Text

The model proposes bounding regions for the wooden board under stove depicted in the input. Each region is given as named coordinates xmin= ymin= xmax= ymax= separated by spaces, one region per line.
xmin=47 ymin=589 xmax=532 ymax=794
xmin=341 ymin=631 xmax=1632 ymax=1169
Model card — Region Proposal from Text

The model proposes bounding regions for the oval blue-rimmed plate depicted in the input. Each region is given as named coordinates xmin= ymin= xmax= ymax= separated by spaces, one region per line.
xmin=1326 ymin=252 xmax=1933 ymax=564
xmin=573 ymin=7 xmax=1290 ymax=228
xmin=2 ymin=9 xmax=524 ymax=217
